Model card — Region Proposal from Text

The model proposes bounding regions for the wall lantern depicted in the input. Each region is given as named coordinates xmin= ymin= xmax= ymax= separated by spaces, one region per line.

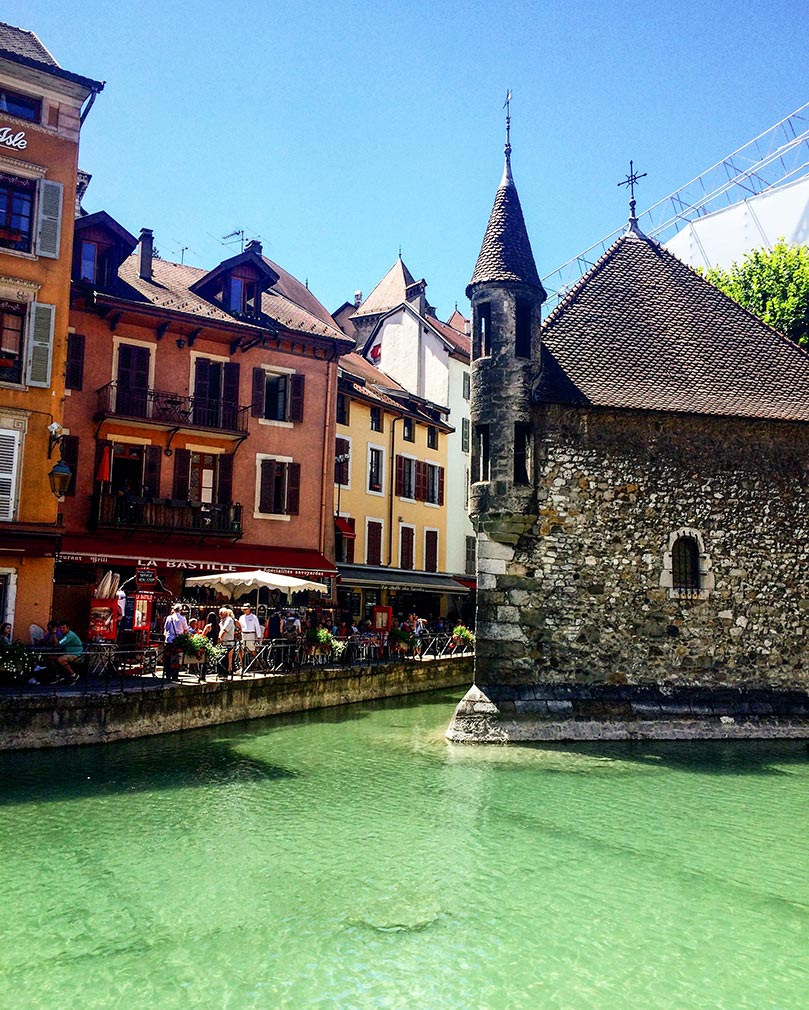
xmin=48 ymin=459 xmax=72 ymax=499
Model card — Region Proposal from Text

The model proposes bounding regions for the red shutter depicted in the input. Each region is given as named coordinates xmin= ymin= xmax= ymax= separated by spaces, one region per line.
xmin=395 ymin=454 xmax=404 ymax=496
xmin=172 ymin=449 xmax=190 ymax=499
xmin=251 ymin=367 xmax=265 ymax=417
xmin=438 ymin=466 xmax=445 ymax=506
xmin=285 ymin=462 xmax=300 ymax=514
xmin=415 ymin=460 xmax=427 ymax=501
xmin=60 ymin=434 xmax=79 ymax=496
xmin=346 ymin=517 xmax=355 ymax=563
xmin=401 ymin=526 xmax=414 ymax=570
xmin=425 ymin=530 xmax=438 ymax=572
xmin=289 ymin=374 xmax=305 ymax=422
xmin=259 ymin=458 xmax=276 ymax=512
xmin=367 ymin=521 xmax=382 ymax=565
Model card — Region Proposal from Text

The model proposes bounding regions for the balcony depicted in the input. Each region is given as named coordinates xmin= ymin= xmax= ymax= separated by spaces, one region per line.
xmin=96 ymin=383 xmax=249 ymax=434
xmin=94 ymin=491 xmax=242 ymax=537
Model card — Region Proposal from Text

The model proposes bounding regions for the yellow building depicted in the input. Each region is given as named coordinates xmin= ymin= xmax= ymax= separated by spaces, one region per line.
xmin=333 ymin=352 xmax=469 ymax=625
xmin=0 ymin=24 xmax=102 ymax=635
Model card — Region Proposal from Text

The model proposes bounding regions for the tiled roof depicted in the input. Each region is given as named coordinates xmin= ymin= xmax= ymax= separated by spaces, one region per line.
xmin=113 ymin=254 xmax=348 ymax=342
xmin=0 ymin=22 xmax=58 ymax=66
xmin=425 ymin=313 xmax=471 ymax=358
xmin=353 ymin=257 xmax=416 ymax=318
xmin=538 ymin=230 xmax=809 ymax=422
xmin=339 ymin=351 xmax=451 ymax=427
xmin=447 ymin=307 xmax=469 ymax=332
xmin=468 ymin=154 xmax=544 ymax=295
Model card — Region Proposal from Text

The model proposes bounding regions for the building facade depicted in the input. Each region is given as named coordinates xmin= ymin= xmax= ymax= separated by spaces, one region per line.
xmin=0 ymin=24 xmax=102 ymax=635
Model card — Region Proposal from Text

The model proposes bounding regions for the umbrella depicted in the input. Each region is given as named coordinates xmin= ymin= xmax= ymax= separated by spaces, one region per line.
xmin=184 ymin=569 xmax=329 ymax=599
xmin=95 ymin=444 xmax=112 ymax=483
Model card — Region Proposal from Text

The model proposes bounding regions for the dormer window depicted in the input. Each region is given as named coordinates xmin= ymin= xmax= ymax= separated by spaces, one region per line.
xmin=230 ymin=275 xmax=258 ymax=316
xmin=72 ymin=211 xmax=137 ymax=288
xmin=0 ymin=87 xmax=40 ymax=123
xmin=78 ymin=239 xmax=113 ymax=286
xmin=190 ymin=244 xmax=278 ymax=320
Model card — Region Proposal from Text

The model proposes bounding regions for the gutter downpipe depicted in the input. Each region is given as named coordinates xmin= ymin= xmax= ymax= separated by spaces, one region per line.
xmin=387 ymin=414 xmax=402 ymax=566
xmin=320 ymin=349 xmax=340 ymax=569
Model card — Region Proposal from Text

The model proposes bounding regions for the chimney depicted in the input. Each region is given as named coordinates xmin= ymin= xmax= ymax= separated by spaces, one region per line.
xmin=245 ymin=238 xmax=263 ymax=257
xmin=138 ymin=228 xmax=154 ymax=281
xmin=353 ymin=290 xmax=362 ymax=308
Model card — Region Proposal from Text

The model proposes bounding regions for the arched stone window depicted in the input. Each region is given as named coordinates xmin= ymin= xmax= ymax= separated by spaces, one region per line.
xmin=660 ymin=528 xmax=714 ymax=600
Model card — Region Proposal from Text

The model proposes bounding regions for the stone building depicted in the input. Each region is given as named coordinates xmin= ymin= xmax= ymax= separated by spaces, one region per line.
xmin=448 ymin=140 xmax=809 ymax=742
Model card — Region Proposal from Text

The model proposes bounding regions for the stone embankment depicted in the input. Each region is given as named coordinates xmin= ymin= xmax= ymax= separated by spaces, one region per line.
xmin=0 ymin=657 xmax=473 ymax=751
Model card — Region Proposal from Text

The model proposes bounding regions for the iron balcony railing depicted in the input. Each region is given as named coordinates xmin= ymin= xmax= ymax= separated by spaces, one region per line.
xmin=94 ymin=490 xmax=242 ymax=536
xmin=96 ymin=382 xmax=249 ymax=433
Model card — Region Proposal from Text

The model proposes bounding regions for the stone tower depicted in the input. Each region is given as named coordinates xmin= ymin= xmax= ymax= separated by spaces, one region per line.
xmin=467 ymin=138 xmax=546 ymax=685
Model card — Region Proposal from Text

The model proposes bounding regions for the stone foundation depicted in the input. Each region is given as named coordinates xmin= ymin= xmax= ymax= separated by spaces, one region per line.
xmin=446 ymin=682 xmax=809 ymax=742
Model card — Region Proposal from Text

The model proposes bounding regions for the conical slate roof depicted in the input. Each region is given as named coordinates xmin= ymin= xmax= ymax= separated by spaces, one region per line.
xmin=467 ymin=152 xmax=544 ymax=297
xmin=537 ymin=229 xmax=809 ymax=422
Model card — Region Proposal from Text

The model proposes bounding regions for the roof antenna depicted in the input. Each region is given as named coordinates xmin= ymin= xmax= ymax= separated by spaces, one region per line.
xmin=222 ymin=228 xmax=245 ymax=252
xmin=618 ymin=160 xmax=647 ymax=232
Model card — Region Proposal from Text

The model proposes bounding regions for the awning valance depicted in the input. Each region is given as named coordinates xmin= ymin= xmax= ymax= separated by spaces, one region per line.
xmin=334 ymin=517 xmax=356 ymax=539
xmin=337 ymin=564 xmax=469 ymax=594
xmin=57 ymin=534 xmax=337 ymax=578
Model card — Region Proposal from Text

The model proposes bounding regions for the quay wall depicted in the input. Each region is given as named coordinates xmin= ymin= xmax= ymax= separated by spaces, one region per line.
xmin=0 ymin=658 xmax=473 ymax=751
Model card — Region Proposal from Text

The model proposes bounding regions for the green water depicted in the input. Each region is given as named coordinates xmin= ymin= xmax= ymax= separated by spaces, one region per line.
xmin=1 ymin=691 xmax=808 ymax=1010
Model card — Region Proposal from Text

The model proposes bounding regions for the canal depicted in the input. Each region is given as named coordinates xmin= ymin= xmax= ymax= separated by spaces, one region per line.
xmin=1 ymin=689 xmax=807 ymax=1009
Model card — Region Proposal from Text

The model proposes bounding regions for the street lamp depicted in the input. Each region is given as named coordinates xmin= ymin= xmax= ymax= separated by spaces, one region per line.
xmin=48 ymin=458 xmax=72 ymax=499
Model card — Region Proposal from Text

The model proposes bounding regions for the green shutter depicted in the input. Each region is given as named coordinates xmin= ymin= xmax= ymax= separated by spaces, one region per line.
xmin=36 ymin=180 xmax=63 ymax=259
xmin=26 ymin=303 xmax=55 ymax=388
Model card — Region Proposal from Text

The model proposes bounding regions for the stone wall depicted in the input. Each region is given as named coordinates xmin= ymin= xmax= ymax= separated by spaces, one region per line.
xmin=475 ymin=405 xmax=808 ymax=688
xmin=0 ymin=657 xmax=472 ymax=751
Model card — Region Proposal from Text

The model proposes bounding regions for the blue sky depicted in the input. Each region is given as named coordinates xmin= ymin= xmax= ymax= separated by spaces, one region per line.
xmin=8 ymin=0 xmax=806 ymax=320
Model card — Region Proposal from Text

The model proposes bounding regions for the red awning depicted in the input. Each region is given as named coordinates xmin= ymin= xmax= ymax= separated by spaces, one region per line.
xmin=454 ymin=577 xmax=477 ymax=590
xmin=334 ymin=517 xmax=356 ymax=539
xmin=57 ymin=533 xmax=337 ymax=578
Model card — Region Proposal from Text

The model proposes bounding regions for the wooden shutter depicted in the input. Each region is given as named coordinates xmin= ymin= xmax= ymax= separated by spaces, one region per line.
xmin=0 ymin=428 xmax=21 ymax=520
xmin=25 ymin=302 xmax=55 ymax=388
xmin=346 ymin=517 xmax=355 ymax=564
xmin=395 ymin=454 xmax=404 ymax=496
xmin=400 ymin=526 xmax=414 ymax=570
xmin=425 ymin=530 xmax=438 ymax=572
xmin=285 ymin=462 xmax=300 ymax=514
xmin=335 ymin=437 xmax=350 ymax=484
xmin=289 ymin=374 xmax=305 ymax=422
xmin=217 ymin=453 xmax=234 ymax=505
xmin=367 ymin=521 xmax=382 ymax=566
xmin=36 ymin=179 xmax=63 ymax=259
xmin=143 ymin=446 xmax=162 ymax=497
xmin=251 ymin=367 xmax=265 ymax=417
xmin=438 ymin=466 xmax=445 ymax=506
xmin=222 ymin=362 xmax=240 ymax=428
xmin=415 ymin=460 xmax=427 ymax=502
xmin=60 ymin=434 xmax=79 ymax=497
xmin=172 ymin=449 xmax=190 ymax=499
xmin=259 ymin=458 xmax=276 ymax=512
xmin=65 ymin=333 xmax=85 ymax=391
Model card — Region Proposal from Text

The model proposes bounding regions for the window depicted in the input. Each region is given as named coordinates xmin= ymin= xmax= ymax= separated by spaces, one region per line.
xmin=0 ymin=427 xmax=21 ymax=520
xmin=514 ymin=422 xmax=532 ymax=484
xmin=193 ymin=358 xmax=240 ymax=429
xmin=336 ymin=516 xmax=355 ymax=564
xmin=257 ymin=458 xmax=300 ymax=515
xmin=0 ymin=88 xmax=40 ymax=123
xmin=0 ymin=174 xmax=35 ymax=253
xmin=400 ymin=525 xmax=415 ymax=570
xmin=465 ymin=535 xmax=476 ymax=576
xmin=427 ymin=425 xmax=438 ymax=450
xmin=475 ymin=302 xmax=492 ymax=358
xmin=424 ymin=462 xmax=444 ymax=505
xmin=366 ymin=520 xmax=383 ymax=565
xmin=515 ymin=298 xmax=532 ymax=358
xmin=336 ymin=393 xmax=349 ymax=426
xmin=672 ymin=535 xmax=701 ymax=594
xmin=461 ymin=417 xmax=470 ymax=454
xmin=402 ymin=417 xmax=414 ymax=442
xmin=230 ymin=275 xmax=258 ymax=316
xmin=462 ymin=371 xmax=471 ymax=400
xmin=335 ymin=437 xmax=350 ymax=485
xmin=473 ymin=425 xmax=490 ymax=483
xmin=424 ymin=530 xmax=438 ymax=573
xmin=252 ymin=368 xmax=304 ymax=423
xmin=173 ymin=449 xmax=234 ymax=504
xmin=369 ymin=406 xmax=382 ymax=432
xmin=0 ymin=301 xmax=54 ymax=388
xmin=368 ymin=447 xmax=383 ymax=492
xmin=395 ymin=455 xmax=415 ymax=499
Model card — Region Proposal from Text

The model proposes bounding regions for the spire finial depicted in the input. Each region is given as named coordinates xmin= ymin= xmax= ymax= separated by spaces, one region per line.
xmin=503 ymin=89 xmax=513 ymax=160
xmin=398 ymin=244 xmax=402 ymax=260
xmin=618 ymin=159 xmax=647 ymax=224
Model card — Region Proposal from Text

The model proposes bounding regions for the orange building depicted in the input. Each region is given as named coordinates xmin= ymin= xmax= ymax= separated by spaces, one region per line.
xmin=59 ymin=211 xmax=353 ymax=634
xmin=0 ymin=24 xmax=102 ymax=636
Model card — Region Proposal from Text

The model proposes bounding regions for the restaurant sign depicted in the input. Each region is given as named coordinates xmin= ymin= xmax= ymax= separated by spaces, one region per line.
xmin=57 ymin=553 xmax=244 ymax=572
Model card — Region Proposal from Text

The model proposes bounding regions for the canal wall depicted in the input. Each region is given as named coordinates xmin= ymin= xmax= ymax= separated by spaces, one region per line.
xmin=0 ymin=657 xmax=473 ymax=751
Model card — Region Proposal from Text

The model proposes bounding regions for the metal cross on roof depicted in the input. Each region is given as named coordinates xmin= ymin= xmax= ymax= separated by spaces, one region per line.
xmin=503 ymin=89 xmax=513 ymax=152
xmin=618 ymin=160 xmax=647 ymax=220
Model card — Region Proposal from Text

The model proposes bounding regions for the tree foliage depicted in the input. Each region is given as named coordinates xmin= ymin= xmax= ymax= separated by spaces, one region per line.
xmin=702 ymin=239 xmax=809 ymax=348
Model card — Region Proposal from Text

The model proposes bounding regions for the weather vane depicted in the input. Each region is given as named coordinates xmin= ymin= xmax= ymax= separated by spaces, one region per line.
xmin=618 ymin=160 xmax=647 ymax=220
xmin=503 ymin=89 xmax=513 ymax=152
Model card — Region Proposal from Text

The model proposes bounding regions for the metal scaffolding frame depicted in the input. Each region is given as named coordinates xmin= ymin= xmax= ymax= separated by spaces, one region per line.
xmin=543 ymin=101 xmax=809 ymax=309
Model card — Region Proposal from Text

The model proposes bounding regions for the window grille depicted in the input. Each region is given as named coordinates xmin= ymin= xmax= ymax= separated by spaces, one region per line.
xmin=672 ymin=535 xmax=700 ymax=595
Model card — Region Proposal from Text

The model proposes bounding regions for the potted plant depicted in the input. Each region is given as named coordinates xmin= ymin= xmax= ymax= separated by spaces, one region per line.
xmin=0 ymin=640 xmax=33 ymax=685
xmin=388 ymin=626 xmax=414 ymax=654
xmin=451 ymin=624 xmax=475 ymax=651
xmin=305 ymin=626 xmax=334 ymax=656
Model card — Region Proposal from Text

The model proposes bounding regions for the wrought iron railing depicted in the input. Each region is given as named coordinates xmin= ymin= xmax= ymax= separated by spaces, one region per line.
xmin=96 ymin=382 xmax=249 ymax=433
xmin=94 ymin=490 xmax=242 ymax=536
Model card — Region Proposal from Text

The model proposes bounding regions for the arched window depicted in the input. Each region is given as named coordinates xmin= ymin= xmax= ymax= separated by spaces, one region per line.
xmin=671 ymin=535 xmax=701 ymax=594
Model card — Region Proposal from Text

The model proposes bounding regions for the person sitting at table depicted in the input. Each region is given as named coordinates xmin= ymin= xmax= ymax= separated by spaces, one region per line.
xmin=53 ymin=620 xmax=84 ymax=684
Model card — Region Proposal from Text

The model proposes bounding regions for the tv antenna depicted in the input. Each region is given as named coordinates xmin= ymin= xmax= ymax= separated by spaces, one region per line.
xmin=222 ymin=228 xmax=245 ymax=252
